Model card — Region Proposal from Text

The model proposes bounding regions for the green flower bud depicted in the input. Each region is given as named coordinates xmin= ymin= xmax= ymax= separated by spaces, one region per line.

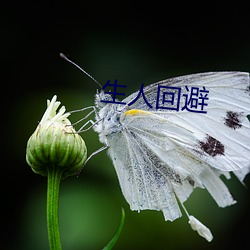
xmin=26 ymin=95 xmax=87 ymax=178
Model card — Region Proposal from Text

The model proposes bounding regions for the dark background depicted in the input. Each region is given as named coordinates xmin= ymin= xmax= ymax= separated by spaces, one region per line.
xmin=2 ymin=1 xmax=250 ymax=250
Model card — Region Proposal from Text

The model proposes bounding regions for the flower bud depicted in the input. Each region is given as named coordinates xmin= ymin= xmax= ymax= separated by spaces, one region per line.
xmin=26 ymin=95 xmax=87 ymax=178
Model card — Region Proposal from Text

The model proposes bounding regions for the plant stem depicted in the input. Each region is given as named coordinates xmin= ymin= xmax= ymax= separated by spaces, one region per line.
xmin=47 ymin=165 xmax=63 ymax=250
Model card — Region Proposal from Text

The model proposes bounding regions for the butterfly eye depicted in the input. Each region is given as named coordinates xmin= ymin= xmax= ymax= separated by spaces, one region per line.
xmin=103 ymin=94 xmax=112 ymax=101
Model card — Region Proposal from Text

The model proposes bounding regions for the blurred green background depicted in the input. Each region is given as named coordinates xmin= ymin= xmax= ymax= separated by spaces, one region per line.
xmin=2 ymin=1 xmax=250 ymax=250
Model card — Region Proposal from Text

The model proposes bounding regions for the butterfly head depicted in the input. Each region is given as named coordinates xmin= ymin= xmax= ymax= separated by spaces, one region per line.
xmin=94 ymin=90 xmax=114 ymax=109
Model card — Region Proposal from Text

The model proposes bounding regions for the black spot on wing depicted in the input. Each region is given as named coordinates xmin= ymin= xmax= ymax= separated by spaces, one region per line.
xmin=224 ymin=111 xmax=243 ymax=130
xmin=186 ymin=177 xmax=195 ymax=186
xmin=199 ymin=135 xmax=225 ymax=157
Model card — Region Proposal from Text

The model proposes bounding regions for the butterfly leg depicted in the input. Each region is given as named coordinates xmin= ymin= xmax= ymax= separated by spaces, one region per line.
xmin=77 ymin=119 xmax=98 ymax=132
xmin=77 ymin=145 xmax=108 ymax=176
xmin=68 ymin=106 xmax=100 ymax=132
xmin=85 ymin=145 xmax=108 ymax=165
xmin=70 ymin=106 xmax=96 ymax=125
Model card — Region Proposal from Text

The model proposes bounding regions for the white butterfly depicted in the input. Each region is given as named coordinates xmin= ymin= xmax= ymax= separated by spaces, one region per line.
xmin=88 ymin=72 xmax=250 ymax=241
xmin=60 ymin=53 xmax=250 ymax=242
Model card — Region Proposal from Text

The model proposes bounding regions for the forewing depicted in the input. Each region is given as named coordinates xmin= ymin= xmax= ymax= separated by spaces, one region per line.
xmin=123 ymin=72 xmax=250 ymax=175
xmin=123 ymin=72 xmax=249 ymax=111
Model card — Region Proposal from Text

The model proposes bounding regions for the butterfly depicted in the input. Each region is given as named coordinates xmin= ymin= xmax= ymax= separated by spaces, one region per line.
xmin=91 ymin=72 xmax=250 ymax=241
xmin=61 ymin=55 xmax=250 ymax=241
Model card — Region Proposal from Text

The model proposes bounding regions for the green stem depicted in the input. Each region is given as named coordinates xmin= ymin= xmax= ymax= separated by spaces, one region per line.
xmin=47 ymin=165 xmax=63 ymax=250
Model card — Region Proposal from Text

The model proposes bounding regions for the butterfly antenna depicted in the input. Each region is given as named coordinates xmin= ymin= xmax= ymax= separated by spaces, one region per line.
xmin=60 ymin=53 xmax=102 ymax=89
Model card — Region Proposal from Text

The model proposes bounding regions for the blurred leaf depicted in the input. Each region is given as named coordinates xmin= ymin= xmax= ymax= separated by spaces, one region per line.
xmin=102 ymin=208 xmax=125 ymax=250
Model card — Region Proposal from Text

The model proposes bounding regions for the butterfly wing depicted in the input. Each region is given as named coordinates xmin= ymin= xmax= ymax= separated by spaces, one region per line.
xmin=123 ymin=71 xmax=249 ymax=112
xmin=123 ymin=72 xmax=250 ymax=173
xmin=107 ymin=123 xmax=182 ymax=221
xmin=105 ymin=72 xmax=249 ymax=221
